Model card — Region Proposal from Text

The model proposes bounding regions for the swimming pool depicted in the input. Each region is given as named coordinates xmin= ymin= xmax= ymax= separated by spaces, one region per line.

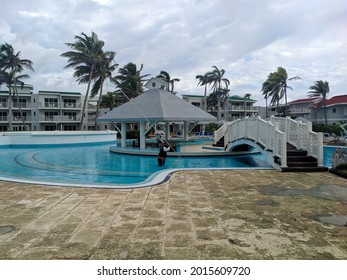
xmin=0 ymin=143 xmax=272 ymax=188
xmin=0 ymin=143 xmax=343 ymax=188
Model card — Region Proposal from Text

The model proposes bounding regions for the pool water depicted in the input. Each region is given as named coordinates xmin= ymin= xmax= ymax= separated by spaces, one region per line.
xmin=0 ymin=143 xmax=271 ymax=187
xmin=0 ymin=144 xmax=343 ymax=187
xmin=322 ymin=146 xmax=347 ymax=167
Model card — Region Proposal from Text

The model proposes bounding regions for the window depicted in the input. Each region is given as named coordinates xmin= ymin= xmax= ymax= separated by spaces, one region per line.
xmin=0 ymin=98 xmax=6 ymax=107
xmin=332 ymin=108 xmax=336 ymax=113
xmin=192 ymin=102 xmax=200 ymax=107
xmin=63 ymin=99 xmax=77 ymax=108
xmin=44 ymin=111 xmax=58 ymax=121
xmin=0 ymin=112 xmax=7 ymax=121
xmin=44 ymin=98 xmax=58 ymax=107
xmin=0 ymin=125 xmax=8 ymax=131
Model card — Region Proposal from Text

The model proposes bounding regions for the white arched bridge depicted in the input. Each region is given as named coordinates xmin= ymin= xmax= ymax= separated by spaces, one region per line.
xmin=214 ymin=116 xmax=327 ymax=171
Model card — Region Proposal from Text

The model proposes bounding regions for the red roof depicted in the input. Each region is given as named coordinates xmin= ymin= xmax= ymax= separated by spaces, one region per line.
xmin=289 ymin=97 xmax=318 ymax=105
xmin=310 ymin=94 xmax=347 ymax=108
xmin=324 ymin=95 xmax=347 ymax=107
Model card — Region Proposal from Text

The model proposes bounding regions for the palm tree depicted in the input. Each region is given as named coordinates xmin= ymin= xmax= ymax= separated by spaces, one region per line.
xmin=244 ymin=93 xmax=251 ymax=118
xmin=61 ymin=31 xmax=105 ymax=130
xmin=261 ymin=67 xmax=300 ymax=116
xmin=196 ymin=72 xmax=214 ymax=111
xmin=261 ymin=75 xmax=278 ymax=117
xmin=112 ymin=63 xmax=150 ymax=98
xmin=90 ymin=51 xmax=118 ymax=129
xmin=308 ymin=80 xmax=330 ymax=125
xmin=100 ymin=92 xmax=118 ymax=110
xmin=0 ymin=43 xmax=34 ymax=131
xmin=276 ymin=67 xmax=301 ymax=115
xmin=208 ymin=66 xmax=230 ymax=121
xmin=156 ymin=70 xmax=180 ymax=93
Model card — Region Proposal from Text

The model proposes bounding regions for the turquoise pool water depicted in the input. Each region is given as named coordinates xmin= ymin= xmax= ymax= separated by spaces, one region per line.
xmin=0 ymin=143 xmax=343 ymax=187
xmin=0 ymin=143 xmax=271 ymax=187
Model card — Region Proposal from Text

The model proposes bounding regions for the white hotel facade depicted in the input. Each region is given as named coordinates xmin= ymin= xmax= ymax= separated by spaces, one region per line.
xmin=0 ymin=84 xmax=101 ymax=131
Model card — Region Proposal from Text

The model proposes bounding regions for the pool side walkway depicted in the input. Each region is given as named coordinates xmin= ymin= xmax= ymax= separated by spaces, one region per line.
xmin=0 ymin=170 xmax=346 ymax=260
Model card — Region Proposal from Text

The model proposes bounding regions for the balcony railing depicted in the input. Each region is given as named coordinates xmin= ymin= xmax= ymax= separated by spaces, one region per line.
xmin=54 ymin=116 xmax=79 ymax=122
xmin=12 ymin=116 xmax=32 ymax=122
xmin=0 ymin=103 xmax=8 ymax=108
xmin=228 ymin=105 xmax=257 ymax=111
xmin=13 ymin=102 xmax=31 ymax=108
xmin=40 ymin=116 xmax=80 ymax=122
xmin=289 ymin=108 xmax=311 ymax=114
xmin=63 ymin=103 xmax=81 ymax=109
xmin=39 ymin=102 xmax=59 ymax=108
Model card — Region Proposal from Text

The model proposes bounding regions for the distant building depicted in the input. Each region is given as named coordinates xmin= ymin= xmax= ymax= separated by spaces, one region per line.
xmin=261 ymin=94 xmax=347 ymax=125
xmin=0 ymin=84 xmax=97 ymax=131
xmin=182 ymin=94 xmax=258 ymax=122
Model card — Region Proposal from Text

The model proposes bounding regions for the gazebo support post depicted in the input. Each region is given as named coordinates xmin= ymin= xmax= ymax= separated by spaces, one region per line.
xmin=139 ymin=121 xmax=146 ymax=149
xmin=183 ymin=121 xmax=189 ymax=141
xmin=121 ymin=122 xmax=126 ymax=148
xmin=165 ymin=122 xmax=170 ymax=141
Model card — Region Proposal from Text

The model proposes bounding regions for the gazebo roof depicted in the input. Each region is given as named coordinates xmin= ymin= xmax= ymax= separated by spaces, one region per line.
xmin=97 ymin=88 xmax=217 ymax=123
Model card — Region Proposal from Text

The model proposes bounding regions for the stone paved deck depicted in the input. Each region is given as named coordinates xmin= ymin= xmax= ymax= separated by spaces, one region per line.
xmin=0 ymin=170 xmax=346 ymax=260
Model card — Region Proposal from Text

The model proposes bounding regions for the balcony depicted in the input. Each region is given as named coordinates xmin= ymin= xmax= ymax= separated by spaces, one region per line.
xmin=54 ymin=116 xmax=79 ymax=122
xmin=12 ymin=116 xmax=32 ymax=122
xmin=13 ymin=102 xmax=31 ymax=109
xmin=228 ymin=105 xmax=257 ymax=111
xmin=63 ymin=103 xmax=81 ymax=109
xmin=289 ymin=108 xmax=311 ymax=114
xmin=39 ymin=102 xmax=59 ymax=108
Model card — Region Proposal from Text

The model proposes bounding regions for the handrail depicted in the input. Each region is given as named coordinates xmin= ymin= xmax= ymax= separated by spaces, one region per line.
xmin=214 ymin=122 xmax=228 ymax=144
xmin=270 ymin=116 xmax=323 ymax=165
xmin=224 ymin=117 xmax=287 ymax=167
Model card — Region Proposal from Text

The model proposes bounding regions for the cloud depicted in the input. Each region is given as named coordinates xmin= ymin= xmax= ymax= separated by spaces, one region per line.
xmin=1 ymin=0 xmax=346 ymax=106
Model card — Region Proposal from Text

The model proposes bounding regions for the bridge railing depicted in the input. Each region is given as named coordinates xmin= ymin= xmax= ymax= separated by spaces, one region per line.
xmin=214 ymin=122 xmax=228 ymax=144
xmin=225 ymin=117 xmax=287 ymax=167
xmin=270 ymin=116 xmax=323 ymax=165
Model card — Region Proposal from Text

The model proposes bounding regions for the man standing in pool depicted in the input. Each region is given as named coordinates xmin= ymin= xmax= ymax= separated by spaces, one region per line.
xmin=158 ymin=143 xmax=170 ymax=166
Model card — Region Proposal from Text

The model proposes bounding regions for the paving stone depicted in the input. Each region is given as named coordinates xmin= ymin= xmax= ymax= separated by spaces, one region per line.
xmin=0 ymin=170 xmax=346 ymax=260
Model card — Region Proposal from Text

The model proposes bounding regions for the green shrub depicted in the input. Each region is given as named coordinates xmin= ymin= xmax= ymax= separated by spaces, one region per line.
xmin=205 ymin=123 xmax=222 ymax=132
xmin=312 ymin=123 xmax=342 ymax=135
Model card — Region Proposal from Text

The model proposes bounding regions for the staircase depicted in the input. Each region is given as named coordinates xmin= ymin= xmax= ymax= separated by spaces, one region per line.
xmin=280 ymin=144 xmax=328 ymax=172
xmin=212 ymin=136 xmax=224 ymax=147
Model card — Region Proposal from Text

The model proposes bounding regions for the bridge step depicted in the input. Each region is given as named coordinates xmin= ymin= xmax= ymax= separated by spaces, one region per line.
xmin=280 ymin=143 xmax=328 ymax=172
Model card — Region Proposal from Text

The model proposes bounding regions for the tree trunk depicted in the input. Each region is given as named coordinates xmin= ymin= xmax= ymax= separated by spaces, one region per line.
xmin=13 ymin=84 xmax=26 ymax=130
xmin=323 ymin=99 xmax=328 ymax=125
xmin=94 ymin=79 xmax=104 ymax=130
xmin=8 ymin=85 xmax=14 ymax=131
xmin=204 ymin=85 xmax=207 ymax=112
xmin=284 ymin=88 xmax=288 ymax=117
xmin=217 ymin=94 xmax=221 ymax=121
xmin=265 ymin=96 xmax=268 ymax=118
xmin=80 ymin=66 xmax=94 ymax=130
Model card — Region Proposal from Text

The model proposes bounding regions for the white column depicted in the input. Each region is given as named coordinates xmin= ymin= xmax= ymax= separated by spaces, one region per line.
xmin=183 ymin=121 xmax=189 ymax=141
xmin=121 ymin=122 xmax=126 ymax=148
xmin=139 ymin=121 xmax=145 ymax=149
xmin=165 ymin=121 xmax=170 ymax=141
xmin=317 ymin=132 xmax=324 ymax=166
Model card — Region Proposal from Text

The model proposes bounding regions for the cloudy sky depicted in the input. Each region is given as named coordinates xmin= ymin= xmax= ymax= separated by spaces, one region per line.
xmin=1 ymin=0 xmax=346 ymax=106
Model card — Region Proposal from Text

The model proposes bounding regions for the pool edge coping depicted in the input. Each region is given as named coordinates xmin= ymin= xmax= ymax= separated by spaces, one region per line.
xmin=0 ymin=167 xmax=274 ymax=189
